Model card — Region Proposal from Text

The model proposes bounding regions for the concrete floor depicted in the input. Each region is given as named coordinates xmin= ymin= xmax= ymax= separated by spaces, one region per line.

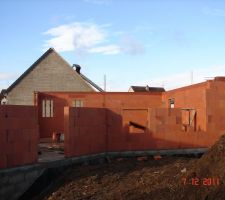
xmin=38 ymin=141 xmax=65 ymax=162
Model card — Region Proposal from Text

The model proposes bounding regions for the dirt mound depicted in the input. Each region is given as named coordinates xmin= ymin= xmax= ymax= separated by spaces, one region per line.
xmin=41 ymin=157 xmax=191 ymax=200
xmin=192 ymin=134 xmax=225 ymax=177
xmin=177 ymin=134 xmax=225 ymax=200
xmin=40 ymin=135 xmax=225 ymax=200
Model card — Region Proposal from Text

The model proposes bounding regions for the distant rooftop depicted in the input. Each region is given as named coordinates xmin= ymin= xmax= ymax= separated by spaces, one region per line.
xmin=129 ymin=85 xmax=165 ymax=92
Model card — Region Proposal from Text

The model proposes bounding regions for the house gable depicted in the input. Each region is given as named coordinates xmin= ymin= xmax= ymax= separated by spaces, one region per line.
xmin=7 ymin=48 xmax=94 ymax=105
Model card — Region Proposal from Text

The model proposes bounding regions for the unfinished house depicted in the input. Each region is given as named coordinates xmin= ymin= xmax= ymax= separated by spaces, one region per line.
xmin=2 ymin=48 xmax=101 ymax=105
xmin=1 ymin=76 xmax=225 ymax=170
xmin=1 ymin=48 xmax=225 ymax=167
xmin=1 ymin=78 xmax=225 ymax=200
xmin=36 ymin=77 xmax=225 ymax=151
xmin=2 ymin=50 xmax=225 ymax=200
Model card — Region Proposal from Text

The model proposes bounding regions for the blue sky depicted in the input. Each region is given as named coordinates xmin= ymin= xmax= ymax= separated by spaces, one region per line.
xmin=1 ymin=0 xmax=225 ymax=91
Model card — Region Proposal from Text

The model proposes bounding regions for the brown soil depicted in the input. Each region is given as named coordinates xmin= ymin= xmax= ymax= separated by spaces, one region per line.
xmin=40 ymin=135 xmax=225 ymax=200
xmin=178 ymin=134 xmax=225 ymax=200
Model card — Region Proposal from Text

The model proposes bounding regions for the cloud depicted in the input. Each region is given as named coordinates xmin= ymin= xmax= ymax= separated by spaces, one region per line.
xmin=202 ymin=7 xmax=225 ymax=17
xmin=44 ymin=22 xmax=106 ymax=52
xmin=83 ymin=0 xmax=111 ymax=5
xmin=43 ymin=22 xmax=145 ymax=56
xmin=88 ymin=45 xmax=121 ymax=55
xmin=88 ymin=37 xmax=145 ymax=55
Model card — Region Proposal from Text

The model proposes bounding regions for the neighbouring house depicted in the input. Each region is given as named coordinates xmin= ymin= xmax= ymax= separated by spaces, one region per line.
xmin=2 ymin=48 xmax=103 ymax=105
xmin=128 ymin=85 xmax=165 ymax=92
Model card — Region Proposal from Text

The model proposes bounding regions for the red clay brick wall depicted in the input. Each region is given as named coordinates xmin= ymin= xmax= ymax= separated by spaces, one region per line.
xmin=37 ymin=93 xmax=67 ymax=138
xmin=64 ymin=106 xmax=216 ymax=158
xmin=38 ymin=92 xmax=163 ymax=138
xmin=0 ymin=105 xmax=38 ymax=169
xmin=40 ymin=82 xmax=225 ymax=157
xmin=64 ymin=107 xmax=107 ymax=157
xmin=163 ymin=82 xmax=209 ymax=131
xmin=206 ymin=80 xmax=225 ymax=136
xmin=109 ymin=108 xmax=151 ymax=151
xmin=149 ymin=108 xmax=215 ymax=149
xmin=111 ymin=107 xmax=215 ymax=151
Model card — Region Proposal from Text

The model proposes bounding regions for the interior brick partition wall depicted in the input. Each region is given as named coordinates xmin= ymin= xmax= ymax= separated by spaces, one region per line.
xmin=0 ymin=105 xmax=38 ymax=169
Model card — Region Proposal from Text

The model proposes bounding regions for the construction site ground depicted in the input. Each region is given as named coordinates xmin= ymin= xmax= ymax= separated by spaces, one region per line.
xmin=37 ymin=135 xmax=225 ymax=200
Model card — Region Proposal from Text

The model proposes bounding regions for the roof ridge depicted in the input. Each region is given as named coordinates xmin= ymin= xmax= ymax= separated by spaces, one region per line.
xmin=6 ymin=48 xmax=54 ymax=93
xmin=6 ymin=48 xmax=95 ymax=93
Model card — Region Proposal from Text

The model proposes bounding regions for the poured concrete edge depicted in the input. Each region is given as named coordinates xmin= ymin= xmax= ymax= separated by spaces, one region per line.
xmin=106 ymin=148 xmax=208 ymax=158
xmin=0 ymin=148 xmax=208 ymax=175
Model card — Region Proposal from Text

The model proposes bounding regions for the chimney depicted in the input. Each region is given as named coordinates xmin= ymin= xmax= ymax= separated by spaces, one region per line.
xmin=72 ymin=64 xmax=81 ymax=74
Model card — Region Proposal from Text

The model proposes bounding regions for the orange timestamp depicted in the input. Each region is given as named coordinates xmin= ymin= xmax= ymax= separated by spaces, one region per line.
xmin=181 ymin=177 xmax=220 ymax=186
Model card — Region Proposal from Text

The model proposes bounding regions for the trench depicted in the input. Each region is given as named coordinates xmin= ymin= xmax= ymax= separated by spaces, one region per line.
xmin=17 ymin=151 xmax=204 ymax=200
xmin=19 ymin=167 xmax=65 ymax=200
xmin=18 ymin=156 xmax=107 ymax=200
